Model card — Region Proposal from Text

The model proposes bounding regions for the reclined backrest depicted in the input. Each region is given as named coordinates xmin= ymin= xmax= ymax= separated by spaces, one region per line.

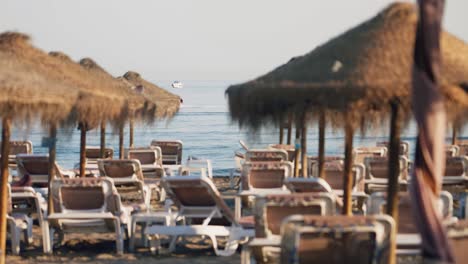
xmin=98 ymin=159 xmax=144 ymax=182
xmin=16 ymin=154 xmax=63 ymax=184
xmin=254 ymin=193 xmax=335 ymax=238
xmin=150 ymin=140 xmax=183 ymax=165
xmin=285 ymin=177 xmax=333 ymax=194
xmin=85 ymin=146 xmax=114 ymax=160
xmin=353 ymin=146 xmax=387 ymax=165
xmin=245 ymin=149 xmax=288 ymax=162
xmin=444 ymin=156 xmax=467 ymax=177
xmin=128 ymin=148 xmax=162 ymax=166
xmin=364 ymin=156 xmax=409 ymax=180
xmin=2 ymin=141 xmax=33 ymax=156
xmin=446 ymin=145 xmax=460 ymax=157
xmin=376 ymin=141 xmax=410 ymax=157
xmin=161 ymin=175 xmax=236 ymax=225
xmin=242 ymin=161 xmax=293 ymax=190
xmin=280 ymin=214 xmax=394 ymax=264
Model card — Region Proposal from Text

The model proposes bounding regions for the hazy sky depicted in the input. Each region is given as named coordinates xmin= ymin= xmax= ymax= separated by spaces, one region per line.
xmin=1 ymin=1 xmax=467 ymax=83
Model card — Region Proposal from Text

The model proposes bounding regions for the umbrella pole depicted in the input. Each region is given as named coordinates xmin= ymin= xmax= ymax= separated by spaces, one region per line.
xmin=343 ymin=120 xmax=354 ymax=215
xmin=47 ymin=123 xmax=57 ymax=215
xmin=318 ymin=112 xmax=326 ymax=178
xmin=100 ymin=121 xmax=106 ymax=158
xmin=301 ymin=112 xmax=308 ymax=178
xmin=287 ymin=114 xmax=292 ymax=145
xmin=79 ymin=123 xmax=87 ymax=177
xmin=279 ymin=125 xmax=284 ymax=144
xmin=129 ymin=117 xmax=134 ymax=149
xmin=119 ymin=123 xmax=124 ymax=159
xmin=452 ymin=122 xmax=457 ymax=145
xmin=294 ymin=124 xmax=301 ymax=177
xmin=0 ymin=117 xmax=11 ymax=264
xmin=386 ymin=102 xmax=401 ymax=264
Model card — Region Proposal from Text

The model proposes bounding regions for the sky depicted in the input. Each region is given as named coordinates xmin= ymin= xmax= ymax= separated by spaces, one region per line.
xmin=1 ymin=0 xmax=467 ymax=83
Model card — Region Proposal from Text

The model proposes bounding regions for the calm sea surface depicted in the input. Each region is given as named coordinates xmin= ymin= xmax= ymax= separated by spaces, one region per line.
xmin=10 ymin=80 xmax=461 ymax=176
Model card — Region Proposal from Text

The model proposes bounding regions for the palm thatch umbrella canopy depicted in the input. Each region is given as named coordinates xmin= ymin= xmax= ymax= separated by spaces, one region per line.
xmin=123 ymin=71 xmax=181 ymax=119
xmin=0 ymin=32 xmax=107 ymax=262
xmin=226 ymin=2 xmax=468 ymax=130
xmin=79 ymin=58 xmax=157 ymax=158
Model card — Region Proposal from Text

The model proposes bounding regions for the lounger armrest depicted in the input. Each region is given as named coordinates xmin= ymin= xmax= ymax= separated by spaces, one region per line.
xmin=46 ymin=212 xmax=117 ymax=220
xmin=248 ymin=237 xmax=281 ymax=247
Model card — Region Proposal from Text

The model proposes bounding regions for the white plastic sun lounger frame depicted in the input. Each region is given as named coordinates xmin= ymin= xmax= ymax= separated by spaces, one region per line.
xmin=150 ymin=140 xmax=183 ymax=165
xmin=6 ymin=184 xmax=33 ymax=255
xmin=16 ymin=154 xmax=75 ymax=185
xmin=145 ymin=175 xmax=254 ymax=256
xmin=43 ymin=177 xmax=127 ymax=254
xmin=443 ymin=156 xmax=468 ymax=185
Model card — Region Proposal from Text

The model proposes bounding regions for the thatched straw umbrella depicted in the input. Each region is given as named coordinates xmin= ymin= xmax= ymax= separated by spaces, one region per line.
xmin=227 ymin=3 xmax=468 ymax=262
xmin=0 ymin=33 xmax=82 ymax=262
xmin=123 ymin=71 xmax=181 ymax=146
xmin=79 ymin=58 xmax=156 ymax=159
xmin=48 ymin=51 xmax=133 ymax=177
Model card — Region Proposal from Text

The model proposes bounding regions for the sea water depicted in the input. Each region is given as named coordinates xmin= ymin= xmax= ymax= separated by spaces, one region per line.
xmin=8 ymin=80 xmax=458 ymax=176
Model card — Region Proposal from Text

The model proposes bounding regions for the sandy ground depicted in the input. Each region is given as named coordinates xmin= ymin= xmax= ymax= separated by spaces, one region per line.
xmin=5 ymin=176 xmax=427 ymax=263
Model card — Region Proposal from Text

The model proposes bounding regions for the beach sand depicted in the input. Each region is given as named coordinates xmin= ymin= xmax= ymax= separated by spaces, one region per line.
xmin=6 ymin=176 xmax=422 ymax=264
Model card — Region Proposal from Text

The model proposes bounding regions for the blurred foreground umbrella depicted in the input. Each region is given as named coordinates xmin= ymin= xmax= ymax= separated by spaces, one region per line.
xmin=410 ymin=0 xmax=454 ymax=262
xmin=0 ymin=32 xmax=78 ymax=264
xmin=80 ymin=58 xmax=156 ymax=159
xmin=123 ymin=71 xmax=181 ymax=146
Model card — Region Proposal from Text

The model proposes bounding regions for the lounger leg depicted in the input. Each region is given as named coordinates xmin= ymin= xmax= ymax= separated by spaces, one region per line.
xmin=7 ymin=217 xmax=21 ymax=255
xmin=129 ymin=217 xmax=137 ymax=252
xmin=114 ymin=218 xmax=123 ymax=255
xmin=241 ymin=246 xmax=252 ymax=264
xmin=149 ymin=235 xmax=161 ymax=254
xmin=24 ymin=216 xmax=33 ymax=245
xmin=168 ymin=236 xmax=178 ymax=252
xmin=41 ymin=220 xmax=51 ymax=253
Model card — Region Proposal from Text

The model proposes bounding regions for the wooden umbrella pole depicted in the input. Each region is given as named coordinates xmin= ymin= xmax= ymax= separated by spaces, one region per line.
xmin=47 ymin=123 xmax=57 ymax=215
xmin=0 ymin=117 xmax=11 ymax=264
xmin=100 ymin=121 xmax=106 ymax=158
xmin=386 ymin=102 xmax=401 ymax=264
xmin=318 ymin=111 xmax=326 ymax=178
xmin=294 ymin=123 xmax=301 ymax=177
xmin=119 ymin=123 xmax=124 ymax=159
xmin=452 ymin=122 xmax=457 ymax=145
xmin=79 ymin=123 xmax=87 ymax=177
xmin=343 ymin=120 xmax=354 ymax=215
xmin=129 ymin=117 xmax=135 ymax=149
xmin=301 ymin=112 xmax=308 ymax=177
xmin=279 ymin=124 xmax=284 ymax=144
xmin=287 ymin=114 xmax=292 ymax=145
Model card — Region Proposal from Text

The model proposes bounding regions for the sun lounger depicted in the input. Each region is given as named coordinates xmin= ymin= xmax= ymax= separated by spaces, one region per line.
xmin=307 ymin=155 xmax=344 ymax=177
xmin=280 ymin=214 xmax=394 ymax=264
xmin=98 ymin=159 xmax=151 ymax=212
xmin=85 ymin=146 xmax=114 ymax=163
xmin=16 ymin=154 xmax=75 ymax=190
xmin=442 ymin=156 xmax=468 ymax=185
xmin=244 ymin=193 xmax=335 ymax=263
xmin=6 ymin=184 xmax=34 ymax=255
xmin=150 ymin=140 xmax=183 ymax=165
xmin=245 ymin=149 xmax=289 ymax=162
xmin=43 ymin=177 xmax=129 ymax=254
xmin=367 ymin=191 xmax=454 ymax=256
xmin=364 ymin=156 xmax=409 ymax=192
xmin=446 ymin=145 xmax=460 ymax=157
xmin=353 ymin=146 xmax=388 ymax=165
xmin=376 ymin=141 xmax=410 ymax=157
xmin=268 ymin=144 xmax=295 ymax=162
xmin=0 ymin=140 xmax=33 ymax=168
xmin=145 ymin=175 xmax=254 ymax=256
xmin=241 ymin=161 xmax=293 ymax=195
xmin=127 ymin=148 xmax=165 ymax=201
xmin=447 ymin=219 xmax=468 ymax=264
xmin=457 ymin=140 xmax=468 ymax=156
